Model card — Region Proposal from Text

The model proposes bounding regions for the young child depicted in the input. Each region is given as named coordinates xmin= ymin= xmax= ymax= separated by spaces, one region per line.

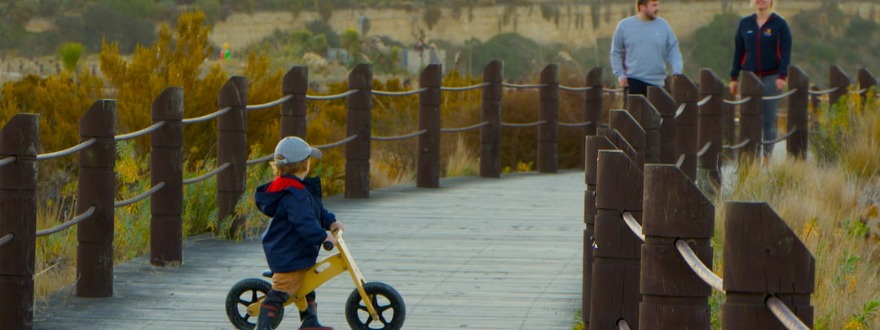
xmin=254 ymin=136 xmax=343 ymax=330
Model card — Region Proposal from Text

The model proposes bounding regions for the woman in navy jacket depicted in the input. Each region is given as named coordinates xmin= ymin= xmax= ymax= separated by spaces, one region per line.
xmin=729 ymin=0 xmax=792 ymax=157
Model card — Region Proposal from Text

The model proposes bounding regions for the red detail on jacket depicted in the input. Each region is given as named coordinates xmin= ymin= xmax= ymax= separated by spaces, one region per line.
xmin=266 ymin=176 xmax=305 ymax=193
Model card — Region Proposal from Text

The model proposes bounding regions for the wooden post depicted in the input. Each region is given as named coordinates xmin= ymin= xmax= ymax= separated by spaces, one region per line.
xmin=722 ymin=88 xmax=736 ymax=158
xmin=281 ymin=66 xmax=308 ymax=138
xmin=640 ymin=164 xmax=714 ymax=329
xmin=418 ymin=64 xmax=442 ymax=188
xmin=625 ymin=95 xmax=661 ymax=164
xmin=610 ymin=110 xmax=646 ymax=167
xmin=787 ymin=66 xmax=810 ymax=159
xmin=672 ymin=75 xmax=699 ymax=180
xmin=0 ymin=114 xmax=38 ymax=329
xmin=582 ymin=67 xmax=604 ymax=168
xmin=77 ymin=100 xmax=117 ymax=297
xmin=583 ymin=135 xmax=615 ymax=329
xmin=722 ymin=202 xmax=815 ymax=329
xmin=699 ymin=69 xmax=724 ymax=187
xmin=591 ymin=149 xmax=643 ymax=329
xmin=828 ymin=65 xmax=850 ymax=107
xmin=346 ymin=64 xmax=373 ymax=198
xmin=480 ymin=60 xmax=503 ymax=178
xmin=858 ymin=68 xmax=877 ymax=103
xmin=648 ymin=86 xmax=677 ymax=164
xmin=150 ymin=88 xmax=184 ymax=266
xmin=217 ymin=77 xmax=248 ymax=233
xmin=739 ymin=72 xmax=763 ymax=159
xmin=538 ymin=64 xmax=559 ymax=173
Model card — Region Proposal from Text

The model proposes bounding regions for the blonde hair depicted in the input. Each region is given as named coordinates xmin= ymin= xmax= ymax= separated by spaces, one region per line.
xmin=271 ymin=157 xmax=309 ymax=177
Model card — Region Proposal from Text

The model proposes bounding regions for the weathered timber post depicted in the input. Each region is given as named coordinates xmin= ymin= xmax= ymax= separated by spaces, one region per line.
xmin=672 ymin=75 xmax=699 ymax=180
xmin=739 ymin=72 xmax=764 ymax=159
xmin=601 ymin=128 xmax=639 ymax=164
xmin=828 ymin=65 xmax=850 ymax=107
xmin=722 ymin=88 xmax=737 ymax=159
xmin=699 ymin=69 xmax=724 ymax=187
xmin=722 ymin=202 xmax=815 ymax=329
xmin=418 ymin=64 xmax=442 ymax=188
xmin=625 ymin=95 xmax=661 ymax=164
xmin=787 ymin=67 xmax=810 ymax=159
xmin=583 ymin=135 xmax=615 ymax=329
xmin=640 ymin=164 xmax=714 ymax=329
xmin=538 ymin=64 xmax=559 ymax=173
xmin=858 ymin=68 xmax=877 ymax=103
xmin=0 ymin=114 xmax=38 ymax=329
xmin=581 ymin=67 xmax=604 ymax=168
xmin=150 ymin=88 xmax=184 ymax=266
xmin=648 ymin=86 xmax=677 ymax=164
xmin=77 ymin=100 xmax=116 ymax=297
xmin=217 ymin=77 xmax=248 ymax=233
xmin=591 ymin=149 xmax=643 ymax=329
xmin=610 ymin=110 xmax=646 ymax=167
xmin=480 ymin=60 xmax=503 ymax=178
xmin=346 ymin=64 xmax=373 ymax=198
xmin=281 ymin=66 xmax=308 ymax=138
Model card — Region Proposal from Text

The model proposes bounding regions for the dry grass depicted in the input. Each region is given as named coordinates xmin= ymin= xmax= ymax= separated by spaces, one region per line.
xmin=444 ymin=135 xmax=479 ymax=177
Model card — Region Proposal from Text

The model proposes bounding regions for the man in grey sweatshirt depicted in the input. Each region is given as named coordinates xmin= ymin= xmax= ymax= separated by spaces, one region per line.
xmin=610 ymin=0 xmax=683 ymax=96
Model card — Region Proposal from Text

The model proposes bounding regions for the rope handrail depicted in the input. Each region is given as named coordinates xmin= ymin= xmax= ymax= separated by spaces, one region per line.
xmin=440 ymin=82 xmax=490 ymax=92
xmin=763 ymin=88 xmax=799 ymax=101
xmin=372 ymin=88 xmax=428 ymax=97
xmin=604 ymin=87 xmax=624 ymax=93
xmin=697 ymin=95 xmax=712 ymax=107
xmin=849 ymin=88 xmax=868 ymax=95
xmin=114 ymin=182 xmax=166 ymax=208
xmin=675 ymin=154 xmax=686 ymax=168
xmin=315 ymin=135 xmax=359 ymax=149
xmin=114 ymin=121 xmax=167 ymax=141
xmin=501 ymin=120 xmax=547 ymax=128
xmin=181 ymin=107 xmax=232 ymax=125
xmin=305 ymin=89 xmax=359 ymax=100
xmin=723 ymin=97 xmax=753 ymax=105
xmin=558 ymin=121 xmax=595 ymax=128
xmin=0 ymin=233 xmax=13 ymax=247
xmin=675 ymin=239 xmax=724 ymax=292
xmin=622 ymin=211 xmax=645 ymax=242
xmin=371 ymin=129 xmax=428 ymax=141
xmin=246 ymin=95 xmax=294 ymax=111
xmin=766 ymin=296 xmax=811 ymax=330
xmin=0 ymin=156 xmax=15 ymax=167
xmin=440 ymin=121 xmax=490 ymax=133
xmin=501 ymin=82 xmax=546 ymax=89
xmin=183 ymin=162 xmax=231 ymax=185
xmin=808 ymin=87 xmax=839 ymax=95
xmin=674 ymin=103 xmax=687 ymax=119
xmin=559 ymin=85 xmax=595 ymax=92
xmin=762 ymin=128 xmax=798 ymax=145
xmin=36 ymin=138 xmax=97 ymax=161
xmin=247 ymin=154 xmax=274 ymax=166
xmin=618 ymin=319 xmax=631 ymax=330
xmin=35 ymin=205 xmax=97 ymax=237
xmin=723 ymin=138 xmax=751 ymax=150
xmin=697 ymin=142 xmax=712 ymax=158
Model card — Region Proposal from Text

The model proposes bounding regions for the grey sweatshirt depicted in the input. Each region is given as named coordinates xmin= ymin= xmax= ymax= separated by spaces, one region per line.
xmin=610 ymin=16 xmax=683 ymax=87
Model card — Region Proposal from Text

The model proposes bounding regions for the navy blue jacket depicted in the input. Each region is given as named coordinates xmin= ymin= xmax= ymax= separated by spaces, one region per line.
xmin=731 ymin=13 xmax=792 ymax=81
xmin=255 ymin=175 xmax=336 ymax=273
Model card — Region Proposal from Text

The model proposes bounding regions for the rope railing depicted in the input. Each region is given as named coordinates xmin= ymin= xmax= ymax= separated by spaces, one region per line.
xmin=501 ymin=120 xmax=547 ymax=128
xmin=315 ymin=135 xmax=359 ymax=149
xmin=35 ymin=205 xmax=97 ymax=237
xmin=246 ymin=95 xmax=293 ymax=111
xmin=114 ymin=121 xmax=167 ymax=141
xmin=604 ymin=87 xmax=624 ymax=93
xmin=440 ymin=82 xmax=490 ymax=92
xmin=0 ymin=156 xmax=15 ymax=167
xmin=763 ymin=88 xmax=799 ymax=101
xmin=305 ymin=89 xmax=359 ymax=100
xmin=247 ymin=154 xmax=274 ymax=166
xmin=766 ymin=296 xmax=812 ymax=330
xmin=36 ymin=138 xmax=97 ymax=161
xmin=697 ymin=142 xmax=712 ymax=158
xmin=722 ymin=97 xmax=753 ymax=105
xmin=182 ymin=162 xmax=231 ymax=185
xmin=621 ymin=211 xmax=645 ymax=242
xmin=0 ymin=233 xmax=13 ymax=247
xmin=501 ymin=82 xmax=546 ymax=89
xmin=114 ymin=182 xmax=166 ymax=208
xmin=440 ymin=121 xmax=490 ymax=133
xmin=181 ymin=107 xmax=232 ymax=125
xmin=371 ymin=129 xmax=428 ymax=141
xmin=849 ymin=88 xmax=868 ymax=95
xmin=618 ymin=319 xmax=632 ymax=330
xmin=674 ymin=103 xmax=686 ymax=119
xmin=558 ymin=121 xmax=595 ymax=128
xmin=675 ymin=154 xmax=686 ymax=168
xmin=808 ymin=87 xmax=839 ymax=95
xmin=674 ymin=239 xmax=724 ymax=292
xmin=762 ymin=128 xmax=798 ymax=145
xmin=372 ymin=88 xmax=428 ymax=96
xmin=723 ymin=138 xmax=751 ymax=150
xmin=697 ymin=95 xmax=712 ymax=107
xmin=559 ymin=85 xmax=595 ymax=92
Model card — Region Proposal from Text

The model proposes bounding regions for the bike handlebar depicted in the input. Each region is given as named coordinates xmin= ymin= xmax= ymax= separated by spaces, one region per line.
xmin=322 ymin=240 xmax=334 ymax=251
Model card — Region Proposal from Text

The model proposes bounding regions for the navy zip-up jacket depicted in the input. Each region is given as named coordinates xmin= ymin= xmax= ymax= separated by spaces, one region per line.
xmin=255 ymin=175 xmax=336 ymax=273
xmin=731 ymin=13 xmax=792 ymax=81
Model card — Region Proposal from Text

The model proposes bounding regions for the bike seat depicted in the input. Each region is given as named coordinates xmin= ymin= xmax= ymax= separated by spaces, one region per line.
xmin=262 ymin=270 xmax=273 ymax=278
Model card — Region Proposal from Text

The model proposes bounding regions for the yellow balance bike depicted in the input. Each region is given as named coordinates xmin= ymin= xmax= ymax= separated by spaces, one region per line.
xmin=225 ymin=230 xmax=405 ymax=329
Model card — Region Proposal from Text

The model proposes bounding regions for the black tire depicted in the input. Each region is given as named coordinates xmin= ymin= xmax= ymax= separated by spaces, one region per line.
xmin=225 ymin=278 xmax=283 ymax=330
xmin=345 ymin=282 xmax=406 ymax=330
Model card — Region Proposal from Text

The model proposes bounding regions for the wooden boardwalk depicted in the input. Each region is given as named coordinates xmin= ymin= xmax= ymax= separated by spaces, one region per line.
xmin=34 ymin=171 xmax=584 ymax=330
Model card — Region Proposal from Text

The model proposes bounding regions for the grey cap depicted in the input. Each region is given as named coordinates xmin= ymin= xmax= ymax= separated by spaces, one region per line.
xmin=274 ymin=136 xmax=322 ymax=165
